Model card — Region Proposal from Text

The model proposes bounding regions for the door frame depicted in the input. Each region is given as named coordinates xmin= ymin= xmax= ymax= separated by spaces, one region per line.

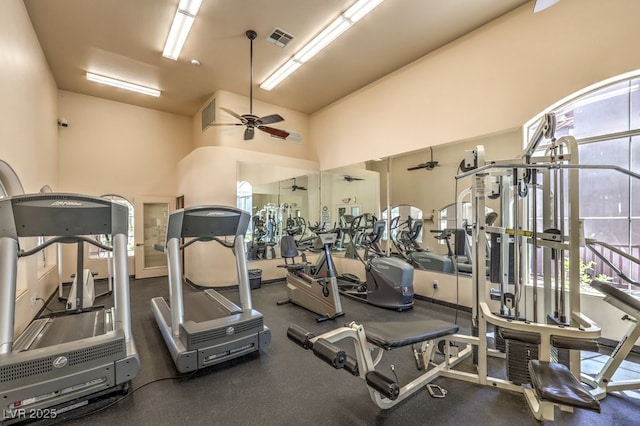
xmin=134 ymin=196 xmax=174 ymax=279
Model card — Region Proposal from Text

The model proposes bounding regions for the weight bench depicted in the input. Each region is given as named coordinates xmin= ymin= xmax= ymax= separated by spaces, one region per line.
xmin=496 ymin=328 xmax=601 ymax=420
xmin=581 ymin=279 xmax=640 ymax=399
xmin=287 ymin=319 xmax=470 ymax=409
xmin=524 ymin=360 xmax=600 ymax=421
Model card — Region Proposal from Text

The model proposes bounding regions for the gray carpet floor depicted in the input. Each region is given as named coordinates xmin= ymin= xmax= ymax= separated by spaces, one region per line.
xmin=33 ymin=277 xmax=640 ymax=425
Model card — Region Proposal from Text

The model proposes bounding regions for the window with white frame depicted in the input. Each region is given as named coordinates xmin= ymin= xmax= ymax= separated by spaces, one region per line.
xmin=37 ymin=185 xmax=54 ymax=275
xmin=237 ymin=181 xmax=253 ymax=240
xmin=89 ymin=195 xmax=135 ymax=258
xmin=381 ymin=204 xmax=423 ymax=243
xmin=526 ymin=73 xmax=640 ymax=295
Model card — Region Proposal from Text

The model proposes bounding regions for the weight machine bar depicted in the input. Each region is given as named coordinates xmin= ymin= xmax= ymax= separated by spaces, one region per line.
xmin=456 ymin=162 xmax=640 ymax=181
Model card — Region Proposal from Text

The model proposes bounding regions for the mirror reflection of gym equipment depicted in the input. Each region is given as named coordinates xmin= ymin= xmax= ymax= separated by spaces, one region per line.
xmin=337 ymin=215 xmax=414 ymax=311
xmin=287 ymin=113 xmax=640 ymax=422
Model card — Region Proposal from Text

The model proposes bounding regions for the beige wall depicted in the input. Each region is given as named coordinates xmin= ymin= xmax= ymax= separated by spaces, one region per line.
xmin=194 ymin=90 xmax=313 ymax=161
xmin=57 ymin=91 xmax=192 ymax=198
xmin=320 ymin=167 xmax=381 ymax=227
xmin=0 ymin=0 xmax=59 ymax=335
xmin=56 ymin=90 xmax=193 ymax=279
xmin=177 ymin=146 xmax=319 ymax=286
xmin=310 ymin=0 xmax=640 ymax=170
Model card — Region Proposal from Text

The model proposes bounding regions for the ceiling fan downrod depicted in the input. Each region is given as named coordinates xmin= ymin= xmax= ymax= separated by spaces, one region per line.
xmin=246 ymin=30 xmax=257 ymax=116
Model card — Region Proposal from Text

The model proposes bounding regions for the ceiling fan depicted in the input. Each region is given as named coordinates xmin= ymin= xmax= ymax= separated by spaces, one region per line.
xmin=407 ymin=147 xmax=440 ymax=171
xmin=213 ymin=30 xmax=293 ymax=141
xmin=283 ymin=178 xmax=307 ymax=191
xmin=343 ymin=175 xmax=364 ymax=182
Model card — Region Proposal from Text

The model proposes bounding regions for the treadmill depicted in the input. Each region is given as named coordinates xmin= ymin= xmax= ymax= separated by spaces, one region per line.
xmin=0 ymin=193 xmax=139 ymax=419
xmin=150 ymin=205 xmax=271 ymax=373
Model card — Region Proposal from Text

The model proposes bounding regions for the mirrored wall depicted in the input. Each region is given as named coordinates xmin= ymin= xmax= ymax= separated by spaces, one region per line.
xmin=238 ymin=162 xmax=320 ymax=260
xmin=236 ymin=128 xmax=521 ymax=272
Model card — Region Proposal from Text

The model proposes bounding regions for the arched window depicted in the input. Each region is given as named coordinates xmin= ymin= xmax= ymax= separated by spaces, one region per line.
xmin=381 ymin=204 xmax=423 ymax=243
xmin=0 ymin=160 xmax=24 ymax=198
xmin=526 ymin=71 xmax=640 ymax=293
xmin=89 ymin=195 xmax=135 ymax=257
xmin=237 ymin=181 xmax=253 ymax=239
xmin=38 ymin=185 xmax=54 ymax=273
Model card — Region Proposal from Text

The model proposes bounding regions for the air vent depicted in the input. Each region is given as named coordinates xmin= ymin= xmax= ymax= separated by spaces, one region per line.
xmin=266 ymin=28 xmax=294 ymax=48
xmin=202 ymin=99 xmax=215 ymax=131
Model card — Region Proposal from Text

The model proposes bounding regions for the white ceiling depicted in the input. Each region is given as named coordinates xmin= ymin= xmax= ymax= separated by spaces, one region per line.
xmin=24 ymin=0 xmax=532 ymax=117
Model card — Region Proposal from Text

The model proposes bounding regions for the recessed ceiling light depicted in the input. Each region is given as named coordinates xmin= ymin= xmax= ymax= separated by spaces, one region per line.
xmin=191 ymin=59 xmax=201 ymax=66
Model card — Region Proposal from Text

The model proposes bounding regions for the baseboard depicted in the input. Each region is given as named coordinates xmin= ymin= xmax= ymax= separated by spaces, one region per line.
xmin=413 ymin=294 xmax=472 ymax=313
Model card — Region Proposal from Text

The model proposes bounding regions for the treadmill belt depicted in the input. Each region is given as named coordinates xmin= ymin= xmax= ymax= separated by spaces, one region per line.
xmin=182 ymin=292 xmax=232 ymax=323
xmin=33 ymin=310 xmax=106 ymax=349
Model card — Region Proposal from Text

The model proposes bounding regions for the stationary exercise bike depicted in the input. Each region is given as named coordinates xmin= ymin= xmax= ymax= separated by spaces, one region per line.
xmin=337 ymin=216 xmax=414 ymax=311
xmin=277 ymin=232 xmax=344 ymax=322
xmin=58 ymin=238 xmax=113 ymax=311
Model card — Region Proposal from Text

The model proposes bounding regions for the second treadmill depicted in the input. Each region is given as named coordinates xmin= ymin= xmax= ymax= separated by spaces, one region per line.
xmin=150 ymin=205 xmax=271 ymax=373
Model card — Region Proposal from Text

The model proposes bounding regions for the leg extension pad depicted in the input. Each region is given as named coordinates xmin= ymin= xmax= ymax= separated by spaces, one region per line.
xmin=366 ymin=371 xmax=400 ymax=401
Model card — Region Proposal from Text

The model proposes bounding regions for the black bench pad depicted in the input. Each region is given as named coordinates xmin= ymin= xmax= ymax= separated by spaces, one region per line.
xmin=500 ymin=328 xmax=541 ymax=344
xmin=529 ymin=360 xmax=600 ymax=413
xmin=364 ymin=320 xmax=459 ymax=350
xmin=551 ymin=336 xmax=599 ymax=352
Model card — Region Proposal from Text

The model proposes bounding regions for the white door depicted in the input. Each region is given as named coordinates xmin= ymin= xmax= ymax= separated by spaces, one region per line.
xmin=134 ymin=196 xmax=173 ymax=279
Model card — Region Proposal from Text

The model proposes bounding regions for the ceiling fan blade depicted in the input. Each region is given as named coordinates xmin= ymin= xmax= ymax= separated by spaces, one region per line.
xmin=210 ymin=123 xmax=244 ymax=126
xmin=258 ymin=114 xmax=284 ymax=125
xmin=244 ymin=127 xmax=255 ymax=140
xmin=220 ymin=107 xmax=244 ymax=122
xmin=258 ymin=126 xmax=290 ymax=139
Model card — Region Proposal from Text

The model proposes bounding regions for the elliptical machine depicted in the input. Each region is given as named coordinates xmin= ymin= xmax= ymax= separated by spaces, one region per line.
xmin=336 ymin=215 xmax=414 ymax=311
xmin=390 ymin=216 xmax=453 ymax=273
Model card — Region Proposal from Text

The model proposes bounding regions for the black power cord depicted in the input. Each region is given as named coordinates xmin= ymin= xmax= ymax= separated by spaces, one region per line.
xmin=57 ymin=372 xmax=198 ymax=423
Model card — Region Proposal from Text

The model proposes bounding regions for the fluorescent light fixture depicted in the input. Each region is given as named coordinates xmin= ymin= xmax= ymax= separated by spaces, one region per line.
xmin=293 ymin=18 xmax=352 ymax=63
xmin=260 ymin=0 xmax=384 ymax=91
xmin=86 ymin=72 xmax=161 ymax=97
xmin=162 ymin=0 xmax=204 ymax=60
xmin=260 ymin=59 xmax=302 ymax=91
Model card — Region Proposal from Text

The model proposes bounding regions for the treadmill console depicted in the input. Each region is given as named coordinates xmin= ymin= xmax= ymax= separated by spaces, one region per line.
xmin=166 ymin=206 xmax=251 ymax=240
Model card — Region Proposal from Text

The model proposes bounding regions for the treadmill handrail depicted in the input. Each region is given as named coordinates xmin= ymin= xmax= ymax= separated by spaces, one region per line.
xmin=180 ymin=236 xmax=235 ymax=250
xmin=19 ymin=235 xmax=113 ymax=258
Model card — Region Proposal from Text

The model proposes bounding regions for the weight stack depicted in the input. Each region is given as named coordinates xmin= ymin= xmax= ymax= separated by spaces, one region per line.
xmin=472 ymin=324 xmax=478 ymax=365
xmin=506 ymin=339 xmax=539 ymax=385
xmin=500 ymin=328 xmax=540 ymax=385
xmin=494 ymin=326 xmax=506 ymax=353
xmin=550 ymin=346 xmax=570 ymax=368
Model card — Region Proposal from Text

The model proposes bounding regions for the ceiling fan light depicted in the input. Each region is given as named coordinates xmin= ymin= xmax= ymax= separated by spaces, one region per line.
xmin=86 ymin=72 xmax=161 ymax=97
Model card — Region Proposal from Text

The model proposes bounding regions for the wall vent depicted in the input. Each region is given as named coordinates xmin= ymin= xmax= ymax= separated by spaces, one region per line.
xmin=266 ymin=28 xmax=294 ymax=48
xmin=202 ymin=99 xmax=215 ymax=131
